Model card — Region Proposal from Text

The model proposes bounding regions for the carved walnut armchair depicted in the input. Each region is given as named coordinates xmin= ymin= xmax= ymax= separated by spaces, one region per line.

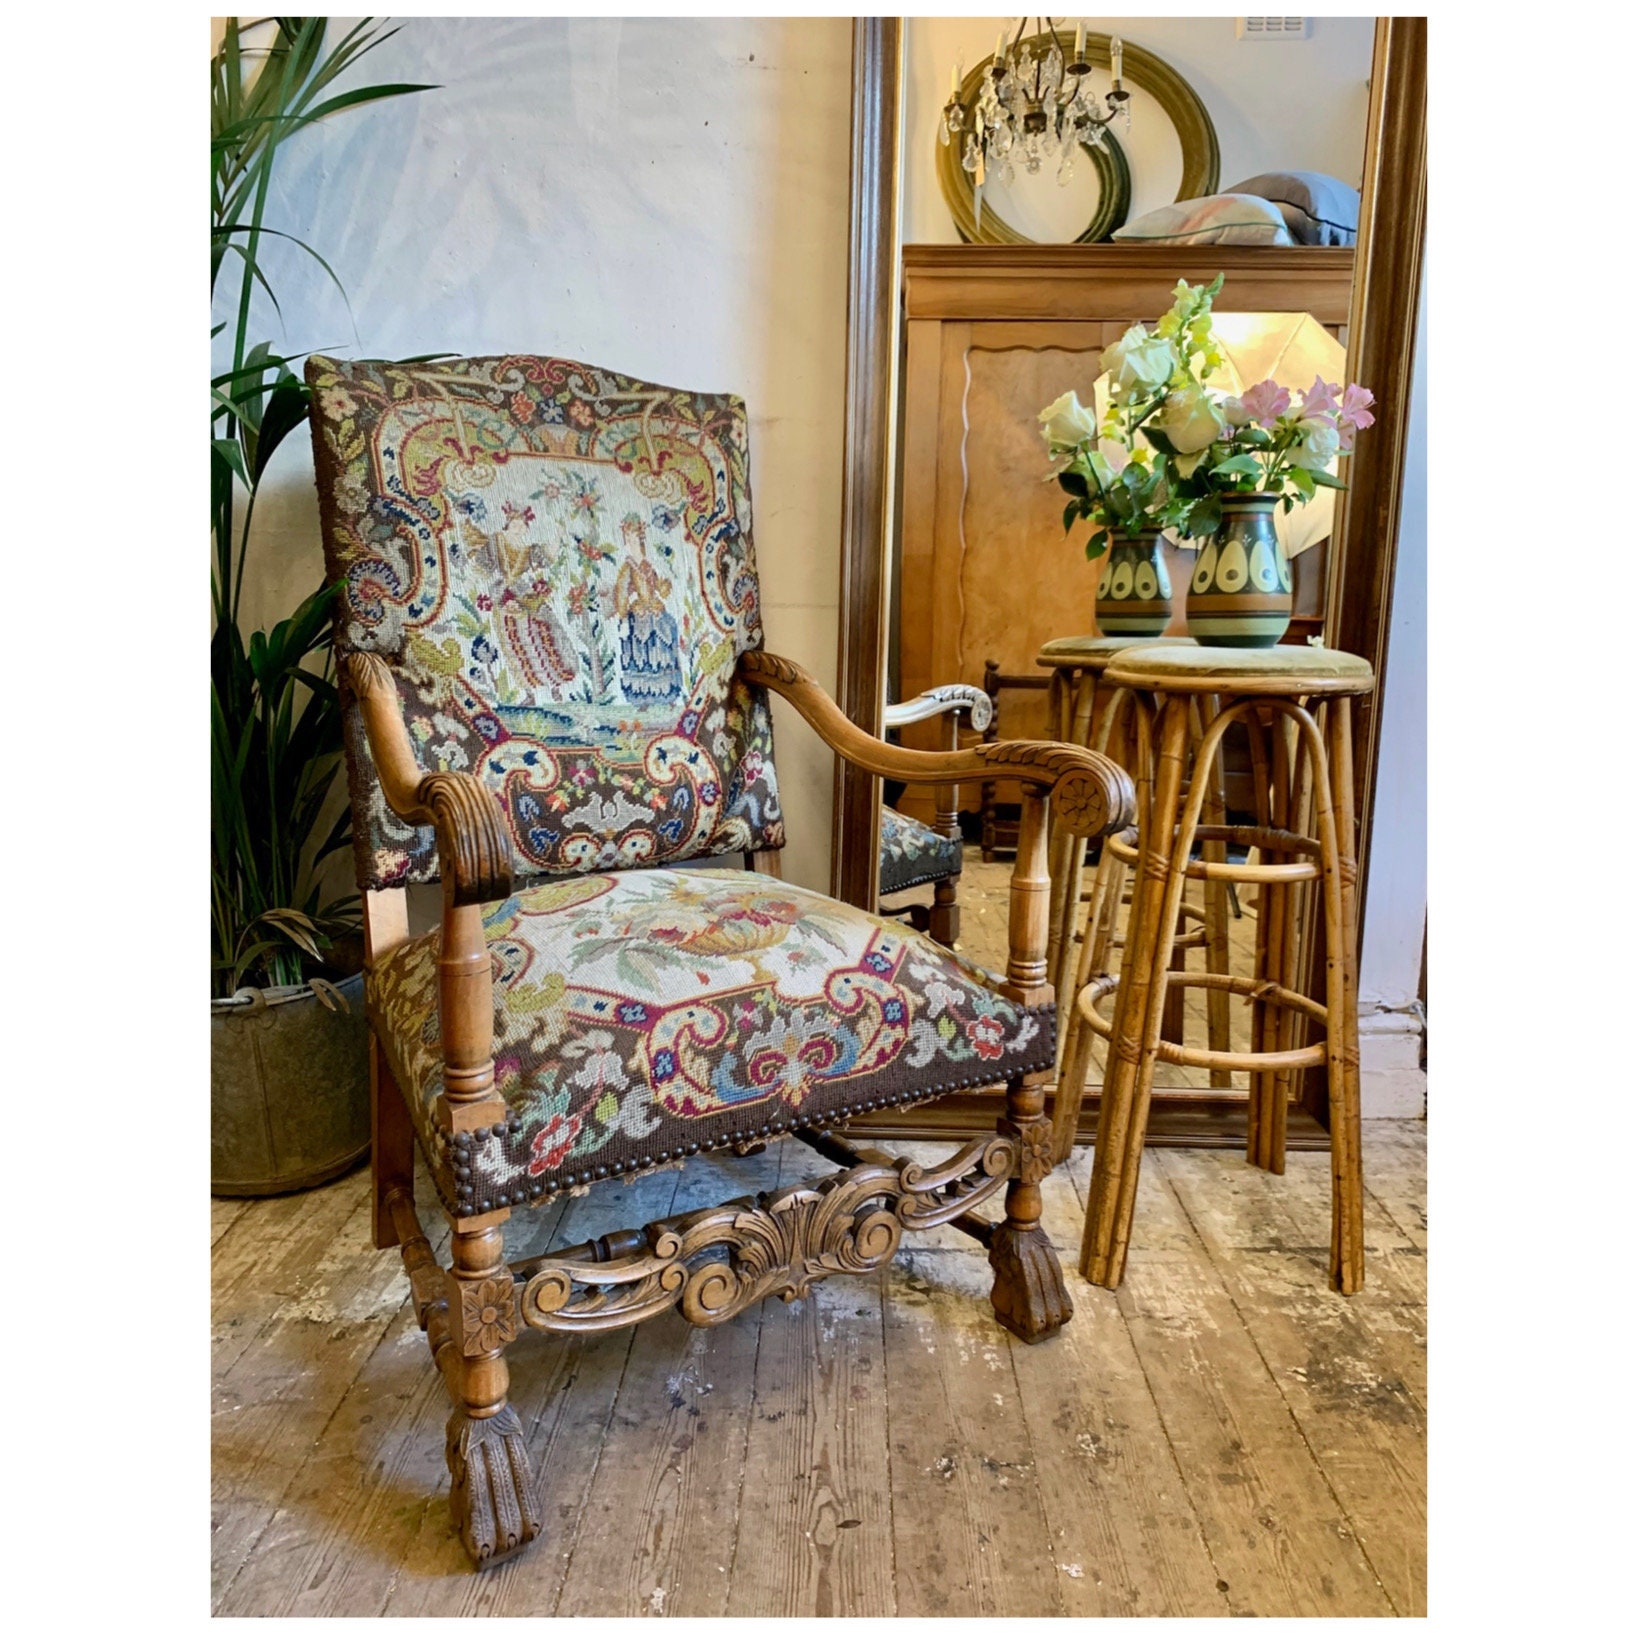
xmin=877 ymin=684 xmax=992 ymax=946
xmin=304 ymin=353 xmax=1134 ymax=1568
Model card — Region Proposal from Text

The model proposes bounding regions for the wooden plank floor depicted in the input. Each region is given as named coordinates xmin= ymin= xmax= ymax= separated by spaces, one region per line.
xmin=212 ymin=1123 xmax=1425 ymax=1616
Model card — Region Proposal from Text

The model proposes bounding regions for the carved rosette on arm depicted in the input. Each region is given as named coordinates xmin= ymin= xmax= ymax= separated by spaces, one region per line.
xmin=306 ymin=354 xmax=787 ymax=893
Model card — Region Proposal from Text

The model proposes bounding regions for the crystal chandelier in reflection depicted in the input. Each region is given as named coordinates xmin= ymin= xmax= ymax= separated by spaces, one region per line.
xmin=940 ymin=19 xmax=1130 ymax=221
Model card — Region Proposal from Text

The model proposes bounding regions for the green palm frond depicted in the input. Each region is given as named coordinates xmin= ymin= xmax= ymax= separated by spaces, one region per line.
xmin=211 ymin=18 xmax=434 ymax=996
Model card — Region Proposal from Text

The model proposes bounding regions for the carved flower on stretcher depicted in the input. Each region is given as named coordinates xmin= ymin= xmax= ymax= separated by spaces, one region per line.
xmin=462 ymin=1275 xmax=518 ymax=1353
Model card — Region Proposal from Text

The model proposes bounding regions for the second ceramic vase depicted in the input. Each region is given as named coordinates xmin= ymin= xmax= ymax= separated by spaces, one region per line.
xmin=1186 ymin=494 xmax=1292 ymax=647
xmin=1096 ymin=532 xmax=1172 ymax=639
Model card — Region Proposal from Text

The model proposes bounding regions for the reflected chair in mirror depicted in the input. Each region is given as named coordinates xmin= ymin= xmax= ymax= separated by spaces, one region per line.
xmin=978 ymin=658 xmax=1051 ymax=860
xmin=305 ymin=353 xmax=1134 ymax=1568
xmin=877 ymin=684 xmax=992 ymax=947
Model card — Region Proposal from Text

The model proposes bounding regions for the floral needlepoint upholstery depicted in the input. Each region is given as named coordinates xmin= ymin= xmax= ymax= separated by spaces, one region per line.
xmin=368 ymin=868 xmax=1053 ymax=1214
xmin=878 ymin=806 xmax=964 ymax=897
xmin=306 ymin=354 xmax=785 ymax=889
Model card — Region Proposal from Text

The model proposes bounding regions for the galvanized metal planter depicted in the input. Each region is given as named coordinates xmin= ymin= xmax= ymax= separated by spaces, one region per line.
xmin=211 ymin=971 xmax=370 ymax=1196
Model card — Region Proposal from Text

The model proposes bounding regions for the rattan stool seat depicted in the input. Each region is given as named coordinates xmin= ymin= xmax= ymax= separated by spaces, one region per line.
xmin=1035 ymin=634 xmax=1168 ymax=671
xmin=1106 ymin=640 xmax=1375 ymax=696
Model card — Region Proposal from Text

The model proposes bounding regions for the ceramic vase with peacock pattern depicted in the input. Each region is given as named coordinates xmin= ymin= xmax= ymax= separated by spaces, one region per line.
xmin=1095 ymin=531 xmax=1172 ymax=639
xmin=1186 ymin=494 xmax=1292 ymax=647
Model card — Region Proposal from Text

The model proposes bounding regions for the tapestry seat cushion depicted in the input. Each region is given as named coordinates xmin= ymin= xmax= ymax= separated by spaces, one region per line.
xmin=878 ymin=807 xmax=964 ymax=896
xmin=369 ymin=867 xmax=1052 ymax=1215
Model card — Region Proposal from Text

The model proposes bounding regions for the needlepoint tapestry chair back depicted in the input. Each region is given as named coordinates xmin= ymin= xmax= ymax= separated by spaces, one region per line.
xmin=307 ymin=353 xmax=783 ymax=889
xmin=304 ymin=351 xmax=1135 ymax=1570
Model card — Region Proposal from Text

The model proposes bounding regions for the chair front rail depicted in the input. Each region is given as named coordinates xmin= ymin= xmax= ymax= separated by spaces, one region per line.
xmin=405 ymin=1133 xmax=1020 ymax=1338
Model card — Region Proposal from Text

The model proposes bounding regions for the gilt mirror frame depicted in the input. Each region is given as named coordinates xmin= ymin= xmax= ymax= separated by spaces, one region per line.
xmin=831 ymin=16 xmax=1427 ymax=935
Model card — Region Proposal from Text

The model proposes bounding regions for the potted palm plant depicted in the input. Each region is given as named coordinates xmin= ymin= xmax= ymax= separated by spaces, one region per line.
xmin=211 ymin=18 xmax=432 ymax=1194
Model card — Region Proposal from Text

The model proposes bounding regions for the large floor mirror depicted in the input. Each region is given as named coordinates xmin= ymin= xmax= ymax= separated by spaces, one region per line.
xmin=832 ymin=16 xmax=1426 ymax=1147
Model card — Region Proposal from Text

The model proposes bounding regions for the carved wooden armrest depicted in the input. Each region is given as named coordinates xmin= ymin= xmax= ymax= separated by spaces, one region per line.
xmin=344 ymin=651 xmax=515 ymax=906
xmin=883 ymin=683 xmax=993 ymax=734
xmin=740 ymin=650 xmax=1135 ymax=840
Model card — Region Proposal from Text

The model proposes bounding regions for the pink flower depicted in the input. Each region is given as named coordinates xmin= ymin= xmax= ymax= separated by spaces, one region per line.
xmin=1335 ymin=383 xmax=1376 ymax=452
xmin=1301 ymin=376 xmax=1342 ymax=419
xmin=1239 ymin=379 xmax=1291 ymax=429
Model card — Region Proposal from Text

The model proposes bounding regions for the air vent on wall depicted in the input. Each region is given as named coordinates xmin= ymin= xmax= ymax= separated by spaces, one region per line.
xmin=1237 ymin=18 xmax=1310 ymax=40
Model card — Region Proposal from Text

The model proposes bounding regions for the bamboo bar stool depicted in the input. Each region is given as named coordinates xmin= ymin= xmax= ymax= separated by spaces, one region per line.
xmin=1052 ymin=682 xmax=1237 ymax=1126
xmin=1071 ymin=642 xmax=1375 ymax=1295
xmin=1037 ymin=636 xmax=1233 ymax=1079
xmin=1035 ymin=636 xmax=1168 ymax=1028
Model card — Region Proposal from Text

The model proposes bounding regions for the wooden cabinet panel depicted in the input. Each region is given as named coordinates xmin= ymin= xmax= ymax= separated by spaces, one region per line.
xmin=896 ymin=245 xmax=1353 ymax=826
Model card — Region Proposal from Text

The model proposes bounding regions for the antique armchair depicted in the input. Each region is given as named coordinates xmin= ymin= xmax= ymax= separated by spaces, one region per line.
xmin=304 ymin=352 xmax=1134 ymax=1568
xmin=877 ymin=683 xmax=992 ymax=946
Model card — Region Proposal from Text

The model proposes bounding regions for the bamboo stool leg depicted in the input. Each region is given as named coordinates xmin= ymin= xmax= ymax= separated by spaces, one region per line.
xmin=1043 ymin=668 xmax=1073 ymax=1000
xmin=1323 ymin=695 xmax=1366 ymax=1294
xmin=1081 ymin=692 xmax=1191 ymax=1287
xmin=1050 ymin=687 xmax=1138 ymax=1161
xmin=1265 ymin=703 xmax=1321 ymax=1173
xmin=1085 ymin=688 xmax=1137 ymax=979
xmin=1198 ymin=692 xmax=1234 ymax=1087
xmin=1248 ymin=712 xmax=1294 ymax=1171
xmin=1051 ymin=667 xmax=1099 ymax=1023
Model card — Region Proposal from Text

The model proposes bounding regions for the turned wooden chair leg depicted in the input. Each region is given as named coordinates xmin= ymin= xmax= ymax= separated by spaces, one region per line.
xmin=991 ymin=1071 xmax=1073 ymax=1343
xmin=990 ymin=790 xmax=1072 ymax=1342
xmin=422 ymin=892 xmax=545 ymax=1564
xmin=441 ymin=1218 xmax=543 ymax=1565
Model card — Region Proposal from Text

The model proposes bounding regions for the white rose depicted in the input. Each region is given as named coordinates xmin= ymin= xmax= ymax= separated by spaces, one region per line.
xmin=1154 ymin=381 xmax=1225 ymax=455
xmin=1038 ymin=389 xmax=1098 ymax=449
xmin=1101 ymin=324 xmax=1177 ymax=405
xmin=1290 ymin=415 xmax=1341 ymax=472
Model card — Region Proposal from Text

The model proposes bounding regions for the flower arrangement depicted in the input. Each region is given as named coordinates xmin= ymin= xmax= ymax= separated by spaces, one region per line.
xmin=1041 ymin=274 xmax=1374 ymax=555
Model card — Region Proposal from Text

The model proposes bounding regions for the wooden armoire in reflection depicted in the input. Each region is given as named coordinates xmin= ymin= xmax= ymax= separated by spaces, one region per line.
xmin=892 ymin=244 xmax=1354 ymax=828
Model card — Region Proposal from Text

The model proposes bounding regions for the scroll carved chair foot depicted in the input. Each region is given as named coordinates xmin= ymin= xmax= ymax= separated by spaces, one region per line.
xmin=987 ymin=1222 xmax=1073 ymax=1344
xmin=445 ymin=1404 xmax=543 ymax=1567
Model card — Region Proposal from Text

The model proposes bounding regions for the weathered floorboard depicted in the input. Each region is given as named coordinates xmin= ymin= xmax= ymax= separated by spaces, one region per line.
xmin=1113 ymin=1156 xmax=1398 ymax=1617
xmin=882 ymin=1247 xmax=1064 ymax=1616
xmin=723 ymin=1142 xmax=898 ymax=1618
xmin=1156 ymin=1145 xmax=1426 ymax=1616
xmin=212 ymin=1124 xmax=1426 ymax=1618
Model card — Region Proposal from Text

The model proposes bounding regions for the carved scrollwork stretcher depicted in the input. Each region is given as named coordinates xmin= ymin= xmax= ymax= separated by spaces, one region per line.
xmin=514 ymin=1134 xmax=1015 ymax=1334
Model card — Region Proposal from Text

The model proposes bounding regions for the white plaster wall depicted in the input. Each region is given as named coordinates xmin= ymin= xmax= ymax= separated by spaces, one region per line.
xmin=1358 ymin=274 xmax=1428 ymax=1117
xmin=903 ymin=15 xmax=1375 ymax=244
xmin=217 ymin=16 xmax=853 ymax=893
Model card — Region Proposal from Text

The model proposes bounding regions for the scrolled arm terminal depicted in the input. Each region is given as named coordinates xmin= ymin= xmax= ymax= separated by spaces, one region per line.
xmin=343 ymin=651 xmax=516 ymax=906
